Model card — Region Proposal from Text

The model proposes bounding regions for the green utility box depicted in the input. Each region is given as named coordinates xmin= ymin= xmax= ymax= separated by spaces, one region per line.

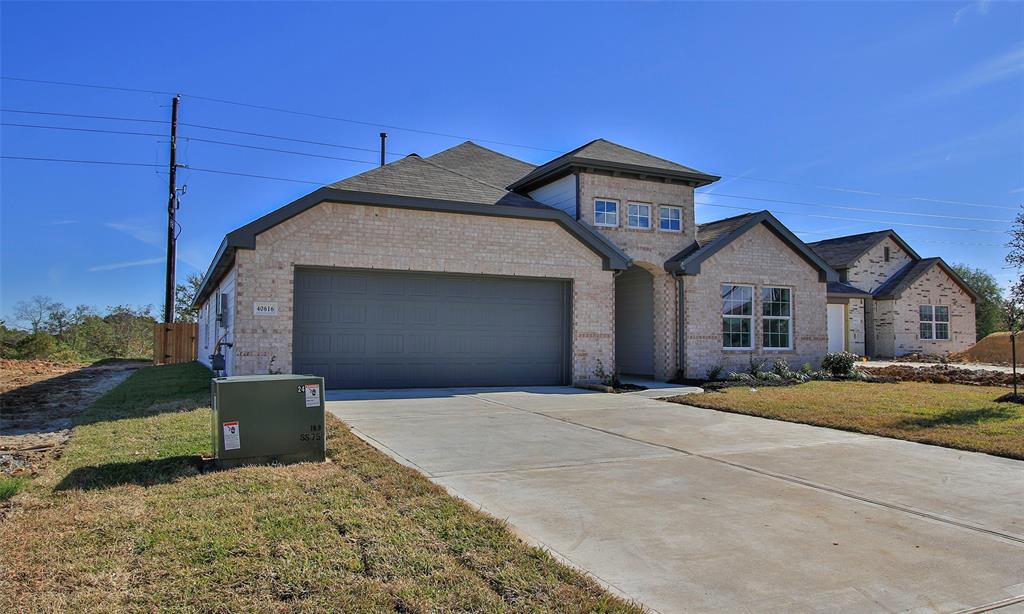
xmin=211 ymin=374 xmax=326 ymax=468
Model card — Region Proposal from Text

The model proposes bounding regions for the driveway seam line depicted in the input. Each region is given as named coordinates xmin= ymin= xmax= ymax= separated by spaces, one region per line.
xmin=470 ymin=393 xmax=1024 ymax=547
xmin=431 ymin=452 xmax=680 ymax=478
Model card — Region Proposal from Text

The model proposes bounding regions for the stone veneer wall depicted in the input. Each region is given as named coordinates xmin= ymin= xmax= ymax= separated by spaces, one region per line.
xmin=577 ymin=172 xmax=695 ymax=379
xmin=681 ymin=223 xmax=827 ymax=378
xmin=846 ymin=236 xmax=913 ymax=292
xmin=226 ymin=201 xmax=615 ymax=383
xmin=885 ymin=263 xmax=976 ymax=356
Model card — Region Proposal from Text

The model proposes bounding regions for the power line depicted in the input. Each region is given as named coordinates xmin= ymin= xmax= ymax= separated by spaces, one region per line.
xmin=717 ymin=173 xmax=1019 ymax=212
xmin=1 ymin=155 xmax=161 ymax=168
xmin=3 ymin=95 xmax=1017 ymax=212
xmin=2 ymin=108 xmax=409 ymax=156
xmin=3 ymin=153 xmax=1008 ymax=235
xmin=1 ymin=107 xmax=168 ymax=124
xmin=1 ymin=122 xmax=380 ymax=165
xmin=1 ymin=76 xmax=563 ymax=154
xmin=0 ymin=155 xmax=324 ymax=184
xmin=694 ymin=200 xmax=1006 ymax=234
xmin=698 ymin=191 xmax=1009 ymax=223
xmin=182 ymin=137 xmax=377 ymax=165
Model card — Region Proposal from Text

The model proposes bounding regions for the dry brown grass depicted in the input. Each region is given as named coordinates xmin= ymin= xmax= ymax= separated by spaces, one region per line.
xmin=0 ymin=363 xmax=639 ymax=613
xmin=675 ymin=381 xmax=1024 ymax=460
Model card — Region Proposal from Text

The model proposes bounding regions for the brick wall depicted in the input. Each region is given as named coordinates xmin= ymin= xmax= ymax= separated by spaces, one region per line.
xmin=681 ymin=223 xmax=827 ymax=378
xmin=226 ymin=201 xmax=615 ymax=383
xmin=848 ymin=297 xmax=866 ymax=356
xmin=577 ymin=172 xmax=694 ymax=379
xmin=885 ymin=263 xmax=976 ymax=356
xmin=846 ymin=237 xmax=913 ymax=292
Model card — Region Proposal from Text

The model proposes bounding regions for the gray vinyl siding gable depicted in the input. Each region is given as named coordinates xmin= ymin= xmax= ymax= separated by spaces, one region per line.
xmin=528 ymin=174 xmax=578 ymax=219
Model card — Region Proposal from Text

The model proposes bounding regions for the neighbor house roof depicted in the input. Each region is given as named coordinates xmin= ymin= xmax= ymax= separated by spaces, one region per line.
xmin=664 ymin=211 xmax=838 ymax=283
xmin=424 ymin=141 xmax=535 ymax=189
xmin=807 ymin=229 xmax=921 ymax=270
xmin=192 ymin=144 xmax=633 ymax=308
xmin=508 ymin=138 xmax=720 ymax=192
xmin=873 ymin=258 xmax=978 ymax=302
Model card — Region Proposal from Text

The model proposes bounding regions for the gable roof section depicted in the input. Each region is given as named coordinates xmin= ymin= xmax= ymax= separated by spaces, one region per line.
xmin=664 ymin=211 xmax=838 ymax=283
xmin=873 ymin=258 xmax=978 ymax=302
xmin=808 ymin=229 xmax=921 ymax=270
xmin=508 ymin=138 xmax=720 ymax=192
xmin=827 ymin=281 xmax=872 ymax=298
xmin=192 ymin=155 xmax=631 ymax=308
xmin=328 ymin=154 xmax=543 ymax=208
xmin=425 ymin=141 xmax=536 ymax=189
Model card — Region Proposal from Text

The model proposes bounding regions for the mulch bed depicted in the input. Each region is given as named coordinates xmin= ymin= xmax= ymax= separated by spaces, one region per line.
xmin=860 ymin=364 xmax=1019 ymax=388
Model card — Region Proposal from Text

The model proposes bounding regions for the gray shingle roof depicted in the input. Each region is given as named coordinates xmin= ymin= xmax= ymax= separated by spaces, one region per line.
xmin=807 ymin=230 xmax=920 ymax=270
xmin=425 ymin=141 xmax=535 ymax=189
xmin=827 ymin=281 xmax=871 ymax=297
xmin=664 ymin=211 xmax=836 ymax=282
xmin=328 ymin=154 xmax=545 ymax=209
xmin=509 ymin=138 xmax=719 ymax=191
xmin=873 ymin=258 xmax=977 ymax=301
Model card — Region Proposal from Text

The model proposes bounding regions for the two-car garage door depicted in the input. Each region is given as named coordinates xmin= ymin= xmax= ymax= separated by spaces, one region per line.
xmin=292 ymin=268 xmax=570 ymax=389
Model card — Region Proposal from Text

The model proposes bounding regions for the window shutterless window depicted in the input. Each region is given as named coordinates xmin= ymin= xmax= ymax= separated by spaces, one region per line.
xmin=762 ymin=287 xmax=792 ymax=349
xmin=920 ymin=305 xmax=949 ymax=340
xmin=594 ymin=199 xmax=619 ymax=227
xmin=659 ymin=206 xmax=682 ymax=232
xmin=722 ymin=285 xmax=753 ymax=349
xmin=627 ymin=203 xmax=651 ymax=229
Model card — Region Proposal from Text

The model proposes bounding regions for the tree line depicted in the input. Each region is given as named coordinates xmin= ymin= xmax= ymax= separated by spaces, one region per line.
xmin=1 ymin=275 xmax=203 ymax=363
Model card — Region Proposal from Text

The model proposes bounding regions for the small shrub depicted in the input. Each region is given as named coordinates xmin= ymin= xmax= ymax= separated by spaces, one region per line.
xmin=771 ymin=359 xmax=796 ymax=379
xmin=748 ymin=355 xmax=768 ymax=376
xmin=593 ymin=360 xmax=621 ymax=388
xmin=821 ymin=351 xmax=858 ymax=377
xmin=0 ymin=476 xmax=27 ymax=502
xmin=800 ymin=362 xmax=814 ymax=375
xmin=705 ymin=365 xmax=723 ymax=381
xmin=727 ymin=372 xmax=755 ymax=383
xmin=15 ymin=332 xmax=56 ymax=360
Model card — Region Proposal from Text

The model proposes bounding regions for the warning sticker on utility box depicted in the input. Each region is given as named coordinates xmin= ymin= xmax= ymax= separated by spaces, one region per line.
xmin=223 ymin=421 xmax=240 ymax=450
xmin=304 ymin=384 xmax=321 ymax=407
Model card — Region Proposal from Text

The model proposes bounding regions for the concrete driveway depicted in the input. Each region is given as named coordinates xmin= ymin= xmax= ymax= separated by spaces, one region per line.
xmin=327 ymin=387 xmax=1024 ymax=613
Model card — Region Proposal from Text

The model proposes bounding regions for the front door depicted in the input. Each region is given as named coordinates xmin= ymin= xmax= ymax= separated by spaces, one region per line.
xmin=826 ymin=303 xmax=847 ymax=353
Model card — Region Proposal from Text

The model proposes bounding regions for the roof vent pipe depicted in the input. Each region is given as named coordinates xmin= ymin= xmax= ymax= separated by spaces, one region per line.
xmin=379 ymin=132 xmax=387 ymax=167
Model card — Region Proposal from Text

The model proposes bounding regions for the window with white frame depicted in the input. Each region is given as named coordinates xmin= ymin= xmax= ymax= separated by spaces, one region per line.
xmin=594 ymin=199 xmax=619 ymax=227
xmin=659 ymin=206 xmax=682 ymax=232
xmin=762 ymin=287 xmax=792 ymax=349
xmin=722 ymin=285 xmax=754 ymax=349
xmin=627 ymin=203 xmax=651 ymax=229
xmin=919 ymin=305 xmax=950 ymax=340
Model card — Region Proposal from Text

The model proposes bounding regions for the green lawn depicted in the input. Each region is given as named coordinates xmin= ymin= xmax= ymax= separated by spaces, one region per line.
xmin=676 ymin=381 xmax=1024 ymax=460
xmin=1 ymin=362 xmax=637 ymax=613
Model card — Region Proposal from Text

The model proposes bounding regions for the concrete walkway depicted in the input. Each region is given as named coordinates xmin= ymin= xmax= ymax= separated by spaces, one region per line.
xmin=327 ymin=387 xmax=1024 ymax=613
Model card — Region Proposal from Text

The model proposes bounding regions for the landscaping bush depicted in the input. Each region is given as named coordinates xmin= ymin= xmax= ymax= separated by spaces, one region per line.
xmin=705 ymin=365 xmax=723 ymax=381
xmin=15 ymin=332 xmax=56 ymax=359
xmin=821 ymin=351 xmax=858 ymax=377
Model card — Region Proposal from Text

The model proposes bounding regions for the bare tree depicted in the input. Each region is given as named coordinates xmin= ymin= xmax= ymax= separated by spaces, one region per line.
xmin=45 ymin=302 xmax=72 ymax=336
xmin=13 ymin=295 xmax=54 ymax=333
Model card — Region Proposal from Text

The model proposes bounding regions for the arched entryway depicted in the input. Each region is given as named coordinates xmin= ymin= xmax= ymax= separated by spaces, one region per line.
xmin=615 ymin=265 xmax=655 ymax=377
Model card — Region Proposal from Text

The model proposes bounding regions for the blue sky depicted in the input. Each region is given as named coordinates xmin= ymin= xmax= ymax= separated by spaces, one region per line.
xmin=2 ymin=1 xmax=1022 ymax=322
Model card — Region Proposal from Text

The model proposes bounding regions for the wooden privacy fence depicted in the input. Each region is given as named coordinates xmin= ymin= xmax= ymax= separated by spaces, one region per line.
xmin=153 ymin=323 xmax=198 ymax=365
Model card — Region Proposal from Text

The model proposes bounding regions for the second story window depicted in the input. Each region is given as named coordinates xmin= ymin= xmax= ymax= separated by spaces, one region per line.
xmin=659 ymin=206 xmax=682 ymax=232
xmin=627 ymin=203 xmax=651 ymax=229
xmin=594 ymin=199 xmax=619 ymax=227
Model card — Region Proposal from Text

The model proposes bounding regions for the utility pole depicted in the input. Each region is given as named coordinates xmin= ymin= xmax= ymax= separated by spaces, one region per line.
xmin=379 ymin=132 xmax=387 ymax=167
xmin=163 ymin=95 xmax=180 ymax=324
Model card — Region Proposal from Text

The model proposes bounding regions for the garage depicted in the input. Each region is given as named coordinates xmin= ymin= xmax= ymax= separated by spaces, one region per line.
xmin=292 ymin=268 xmax=571 ymax=389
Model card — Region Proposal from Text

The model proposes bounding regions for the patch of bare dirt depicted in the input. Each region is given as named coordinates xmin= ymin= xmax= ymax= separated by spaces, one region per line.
xmin=860 ymin=364 xmax=1018 ymax=387
xmin=0 ymin=359 xmax=147 ymax=479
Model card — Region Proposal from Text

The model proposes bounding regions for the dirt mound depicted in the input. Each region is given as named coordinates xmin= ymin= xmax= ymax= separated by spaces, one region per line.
xmin=949 ymin=332 xmax=1023 ymax=366
xmin=861 ymin=364 xmax=1016 ymax=387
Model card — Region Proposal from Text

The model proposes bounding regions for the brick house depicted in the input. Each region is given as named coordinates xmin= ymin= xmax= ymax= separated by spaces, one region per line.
xmin=808 ymin=230 xmax=978 ymax=358
xmin=193 ymin=139 xmax=930 ymax=388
